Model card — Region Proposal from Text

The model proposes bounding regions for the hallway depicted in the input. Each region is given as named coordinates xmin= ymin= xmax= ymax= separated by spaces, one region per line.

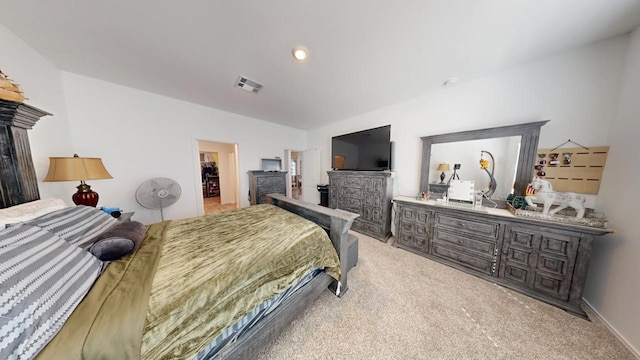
xmin=204 ymin=196 xmax=236 ymax=215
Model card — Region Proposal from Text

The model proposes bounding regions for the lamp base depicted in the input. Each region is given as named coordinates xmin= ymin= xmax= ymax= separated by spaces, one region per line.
xmin=72 ymin=181 xmax=99 ymax=207
xmin=439 ymin=171 xmax=446 ymax=184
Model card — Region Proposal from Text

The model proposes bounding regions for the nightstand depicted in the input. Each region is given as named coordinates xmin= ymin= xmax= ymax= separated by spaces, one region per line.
xmin=117 ymin=212 xmax=135 ymax=222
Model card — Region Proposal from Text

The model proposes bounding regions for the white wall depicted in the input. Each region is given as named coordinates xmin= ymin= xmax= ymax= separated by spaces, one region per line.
xmin=60 ymin=72 xmax=306 ymax=224
xmin=0 ymin=24 xmax=76 ymax=202
xmin=585 ymin=25 xmax=640 ymax=355
xmin=308 ymin=35 xmax=627 ymax=204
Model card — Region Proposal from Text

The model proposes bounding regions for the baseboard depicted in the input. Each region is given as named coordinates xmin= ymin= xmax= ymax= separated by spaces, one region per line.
xmin=583 ymin=299 xmax=640 ymax=359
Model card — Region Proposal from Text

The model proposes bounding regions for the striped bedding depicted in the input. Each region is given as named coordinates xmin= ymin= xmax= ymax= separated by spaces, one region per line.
xmin=0 ymin=223 xmax=103 ymax=360
xmin=2 ymin=204 xmax=341 ymax=359
xmin=25 ymin=206 xmax=118 ymax=248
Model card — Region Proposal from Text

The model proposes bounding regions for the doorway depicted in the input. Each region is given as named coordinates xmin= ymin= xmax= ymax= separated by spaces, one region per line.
xmin=197 ymin=140 xmax=239 ymax=215
xmin=284 ymin=149 xmax=319 ymax=203
xmin=290 ymin=151 xmax=301 ymax=199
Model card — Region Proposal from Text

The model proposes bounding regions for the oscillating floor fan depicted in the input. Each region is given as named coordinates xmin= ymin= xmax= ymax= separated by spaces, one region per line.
xmin=135 ymin=177 xmax=182 ymax=221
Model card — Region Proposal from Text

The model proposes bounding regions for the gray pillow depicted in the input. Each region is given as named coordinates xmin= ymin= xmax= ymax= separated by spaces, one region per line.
xmin=88 ymin=221 xmax=146 ymax=261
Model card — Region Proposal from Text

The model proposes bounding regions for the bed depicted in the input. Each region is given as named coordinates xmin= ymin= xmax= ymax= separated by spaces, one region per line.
xmin=0 ymin=193 xmax=358 ymax=359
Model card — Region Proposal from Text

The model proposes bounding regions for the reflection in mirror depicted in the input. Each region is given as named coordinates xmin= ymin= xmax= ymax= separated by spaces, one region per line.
xmin=430 ymin=136 xmax=521 ymax=200
xmin=420 ymin=120 xmax=549 ymax=207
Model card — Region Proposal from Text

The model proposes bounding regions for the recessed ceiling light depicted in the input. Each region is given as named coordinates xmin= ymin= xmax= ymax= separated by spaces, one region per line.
xmin=292 ymin=45 xmax=309 ymax=62
xmin=443 ymin=77 xmax=458 ymax=87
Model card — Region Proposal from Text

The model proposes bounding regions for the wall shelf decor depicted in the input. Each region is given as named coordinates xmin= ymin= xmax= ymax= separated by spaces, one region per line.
xmin=534 ymin=146 xmax=609 ymax=194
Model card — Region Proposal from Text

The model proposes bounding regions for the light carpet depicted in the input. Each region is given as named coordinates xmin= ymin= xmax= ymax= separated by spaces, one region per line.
xmin=258 ymin=232 xmax=636 ymax=359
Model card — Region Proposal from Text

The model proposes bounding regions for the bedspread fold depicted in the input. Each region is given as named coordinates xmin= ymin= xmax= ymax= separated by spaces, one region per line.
xmin=141 ymin=205 xmax=340 ymax=359
xmin=36 ymin=221 xmax=168 ymax=360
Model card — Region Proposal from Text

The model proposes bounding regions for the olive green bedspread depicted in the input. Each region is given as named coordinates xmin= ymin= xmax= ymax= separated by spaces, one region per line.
xmin=37 ymin=204 xmax=340 ymax=360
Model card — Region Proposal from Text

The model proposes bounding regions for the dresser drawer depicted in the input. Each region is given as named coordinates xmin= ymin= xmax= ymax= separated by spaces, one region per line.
xmin=344 ymin=176 xmax=363 ymax=187
xmin=342 ymin=187 xmax=363 ymax=198
xmin=360 ymin=221 xmax=383 ymax=236
xmin=432 ymin=228 xmax=496 ymax=256
xmin=257 ymin=184 xmax=285 ymax=196
xmin=341 ymin=197 xmax=362 ymax=214
xmin=434 ymin=213 xmax=499 ymax=239
xmin=256 ymin=175 xmax=285 ymax=186
xmin=431 ymin=243 xmax=494 ymax=275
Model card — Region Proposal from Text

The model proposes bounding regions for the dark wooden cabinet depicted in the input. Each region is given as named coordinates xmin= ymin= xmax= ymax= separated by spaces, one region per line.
xmin=0 ymin=100 xmax=50 ymax=208
xmin=393 ymin=196 xmax=611 ymax=319
xmin=328 ymin=171 xmax=393 ymax=242
xmin=248 ymin=171 xmax=287 ymax=205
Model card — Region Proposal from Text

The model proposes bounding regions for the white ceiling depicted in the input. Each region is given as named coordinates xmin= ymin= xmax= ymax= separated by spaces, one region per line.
xmin=2 ymin=1 xmax=640 ymax=129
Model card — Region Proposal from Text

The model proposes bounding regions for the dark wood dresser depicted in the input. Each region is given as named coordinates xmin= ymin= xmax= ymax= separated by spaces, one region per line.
xmin=392 ymin=196 xmax=612 ymax=319
xmin=248 ymin=171 xmax=287 ymax=205
xmin=328 ymin=170 xmax=394 ymax=242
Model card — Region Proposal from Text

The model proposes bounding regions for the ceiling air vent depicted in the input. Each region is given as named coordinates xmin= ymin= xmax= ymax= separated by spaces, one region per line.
xmin=235 ymin=76 xmax=263 ymax=94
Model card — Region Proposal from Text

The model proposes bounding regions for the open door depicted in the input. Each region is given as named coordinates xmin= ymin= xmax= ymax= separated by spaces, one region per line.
xmin=300 ymin=149 xmax=319 ymax=204
xmin=284 ymin=149 xmax=292 ymax=198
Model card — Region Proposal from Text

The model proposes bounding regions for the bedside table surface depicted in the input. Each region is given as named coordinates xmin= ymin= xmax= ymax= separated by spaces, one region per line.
xmin=117 ymin=212 xmax=135 ymax=222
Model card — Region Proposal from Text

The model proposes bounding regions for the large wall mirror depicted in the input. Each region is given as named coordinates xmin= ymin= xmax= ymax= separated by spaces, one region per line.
xmin=420 ymin=121 xmax=548 ymax=203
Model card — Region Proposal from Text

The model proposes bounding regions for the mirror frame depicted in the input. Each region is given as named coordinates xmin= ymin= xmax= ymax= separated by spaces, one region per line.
xmin=420 ymin=120 xmax=549 ymax=200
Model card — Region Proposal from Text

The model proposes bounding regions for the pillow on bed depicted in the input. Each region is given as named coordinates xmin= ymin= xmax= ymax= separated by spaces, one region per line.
xmin=24 ymin=205 xmax=119 ymax=248
xmin=0 ymin=198 xmax=68 ymax=228
xmin=88 ymin=221 xmax=147 ymax=261
xmin=0 ymin=223 xmax=102 ymax=360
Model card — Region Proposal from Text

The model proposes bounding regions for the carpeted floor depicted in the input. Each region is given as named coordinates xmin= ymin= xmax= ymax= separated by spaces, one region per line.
xmin=258 ymin=232 xmax=637 ymax=359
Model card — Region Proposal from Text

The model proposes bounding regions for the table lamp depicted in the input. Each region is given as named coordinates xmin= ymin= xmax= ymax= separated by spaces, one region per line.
xmin=43 ymin=154 xmax=112 ymax=207
xmin=436 ymin=163 xmax=450 ymax=184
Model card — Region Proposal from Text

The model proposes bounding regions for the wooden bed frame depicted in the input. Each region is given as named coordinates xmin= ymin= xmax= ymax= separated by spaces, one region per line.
xmin=204 ymin=193 xmax=358 ymax=359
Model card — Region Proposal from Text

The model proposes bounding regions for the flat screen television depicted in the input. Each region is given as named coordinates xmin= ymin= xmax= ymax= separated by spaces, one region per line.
xmin=332 ymin=125 xmax=392 ymax=171
xmin=261 ymin=158 xmax=282 ymax=171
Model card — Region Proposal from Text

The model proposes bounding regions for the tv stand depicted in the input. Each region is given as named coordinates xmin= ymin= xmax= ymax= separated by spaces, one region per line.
xmin=328 ymin=170 xmax=394 ymax=242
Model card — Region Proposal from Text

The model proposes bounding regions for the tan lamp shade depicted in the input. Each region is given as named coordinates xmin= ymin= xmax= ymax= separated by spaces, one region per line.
xmin=436 ymin=163 xmax=450 ymax=184
xmin=43 ymin=156 xmax=112 ymax=181
xmin=43 ymin=155 xmax=112 ymax=207
xmin=436 ymin=163 xmax=450 ymax=172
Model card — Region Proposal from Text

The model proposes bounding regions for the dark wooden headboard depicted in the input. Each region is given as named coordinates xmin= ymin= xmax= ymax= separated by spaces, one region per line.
xmin=0 ymin=99 xmax=51 ymax=208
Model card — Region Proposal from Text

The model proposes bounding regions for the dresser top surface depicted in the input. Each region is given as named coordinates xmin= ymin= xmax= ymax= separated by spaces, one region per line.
xmin=393 ymin=196 xmax=613 ymax=235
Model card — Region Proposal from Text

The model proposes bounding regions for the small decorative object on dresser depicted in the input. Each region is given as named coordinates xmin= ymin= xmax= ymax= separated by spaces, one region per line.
xmin=436 ymin=163 xmax=450 ymax=184
xmin=525 ymin=177 xmax=586 ymax=218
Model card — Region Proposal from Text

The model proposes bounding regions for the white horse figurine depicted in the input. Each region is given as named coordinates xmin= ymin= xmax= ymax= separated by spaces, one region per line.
xmin=525 ymin=177 xmax=586 ymax=218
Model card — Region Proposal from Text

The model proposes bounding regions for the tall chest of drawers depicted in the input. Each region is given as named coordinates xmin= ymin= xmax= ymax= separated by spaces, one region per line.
xmin=392 ymin=196 xmax=612 ymax=319
xmin=328 ymin=171 xmax=394 ymax=241
xmin=248 ymin=171 xmax=287 ymax=205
